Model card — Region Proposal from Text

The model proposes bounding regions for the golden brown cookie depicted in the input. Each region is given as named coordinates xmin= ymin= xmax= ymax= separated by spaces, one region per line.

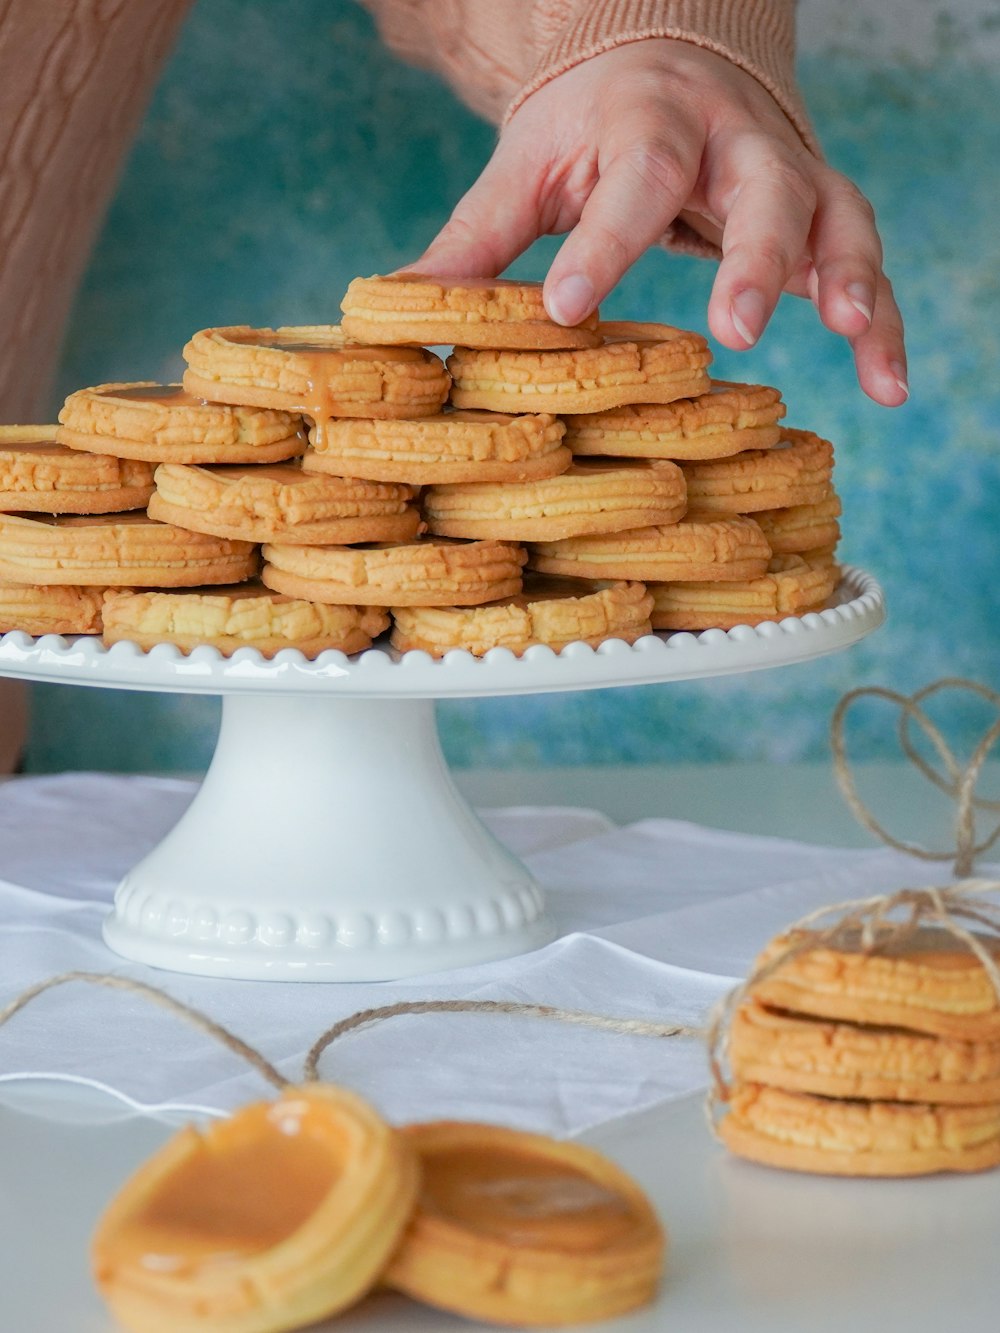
xmin=92 ymin=1084 xmax=419 ymax=1333
xmin=102 ymin=582 xmax=388 ymax=657
xmin=383 ymin=1121 xmax=665 ymax=1326
xmin=754 ymin=492 xmax=842 ymax=555
xmin=729 ymin=997 xmax=1000 ymax=1105
xmin=0 ymin=425 xmax=154 ymax=514
xmin=57 ymin=383 xmax=306 ymax=464
xmin=528 ymin=512 xmax=771 ymax=582
xmin=423 ymin=459 xmax=687 ymax=542
xmin=340 ymin=273 xmax=602 ymax=349
xmin=262 ymin=538 xmax=525 ymax=607
xmin=718 ymin=1083 xmax=1000 ymax=1177
xmin=390 ymin=577 xmax=653 ymax=657
xmin=562 ymin=381 xmax=785 ymax=461
xmin=302 ymin=409 xmax=570 ymax=484
xmin=649 ymin=553 xmax=838 ymax=630
xmin=0 ymin=512 xmax=257 ymax=587
xmin=680 ymin=429 xmax=834 ymax=514
xmin=752 ymin=926 xmax=1000 ymax=1041
xmin=148 ymin=463 xmax=421 ymax=545
xmin=0 ymin=582 xmax=105 ymax=636
xmin=182 ymin=326 xmax=451 ymax=433
xmin=447 ymin=322 xmax=712 ymax=415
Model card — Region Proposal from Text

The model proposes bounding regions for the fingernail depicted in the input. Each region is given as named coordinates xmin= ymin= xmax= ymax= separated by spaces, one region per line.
xmin=890 ymin=360 xmax=909 ymax=400
xmin=548 ymin=274 xmax=595 ymax=326
xmin=730 ymin=289 xmax=766 ymax=346
xmin=846 ymin=282 xmax=873 ymax=325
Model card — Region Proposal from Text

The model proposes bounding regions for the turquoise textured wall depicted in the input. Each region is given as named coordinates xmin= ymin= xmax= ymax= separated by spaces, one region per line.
xmin=25 ymin=0 xmax=1000 ymax=771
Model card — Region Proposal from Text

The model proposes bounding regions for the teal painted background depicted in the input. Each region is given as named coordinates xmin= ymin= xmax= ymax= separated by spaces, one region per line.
xmin=26 ymin=0 xmax=1000 ymax=772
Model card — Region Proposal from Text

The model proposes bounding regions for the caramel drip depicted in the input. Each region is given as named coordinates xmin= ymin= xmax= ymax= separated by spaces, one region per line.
xmin=420 ymin=1146 xmax=636 ymax=1249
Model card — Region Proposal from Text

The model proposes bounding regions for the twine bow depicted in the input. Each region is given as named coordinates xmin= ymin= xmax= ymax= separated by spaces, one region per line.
xmin=708 ymin=679 xmax=1000 ymax=1108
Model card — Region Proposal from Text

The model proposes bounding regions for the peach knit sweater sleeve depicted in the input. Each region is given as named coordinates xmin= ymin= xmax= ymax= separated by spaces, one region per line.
xmin=358 ymin=1 xmax=819 ymax=156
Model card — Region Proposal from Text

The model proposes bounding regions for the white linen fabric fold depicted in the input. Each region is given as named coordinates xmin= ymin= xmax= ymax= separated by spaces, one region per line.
xmin=0 ymin=774 xmax=968 ymax=1137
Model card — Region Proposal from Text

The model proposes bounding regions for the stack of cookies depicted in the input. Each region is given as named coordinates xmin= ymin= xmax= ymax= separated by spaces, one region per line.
xmin=719 ymin=925 xmax=1000 ymax=1176
xmin=0 ymin=274 xmax=845 ymax=658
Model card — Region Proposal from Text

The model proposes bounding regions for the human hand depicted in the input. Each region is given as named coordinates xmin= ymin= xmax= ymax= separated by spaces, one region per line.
xmin=411 ymin=39 xmax=906 ymax=407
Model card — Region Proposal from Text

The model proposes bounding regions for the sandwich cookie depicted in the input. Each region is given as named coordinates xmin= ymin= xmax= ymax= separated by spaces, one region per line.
xmin=102 ymin=582 xmax=388 ymax=658
xmin=719 ymin=1083 xmax=1000 ymax=1177
xmin=148 ymin=463 xmax=421 ymax=545
xmin=648 ymin=553 xmax=838 ymax=630
xmin=729 ymin=996 xmax=1000 ymax=1105
xmin=680 ymin=430 xmax=834 ymax=514
xmin=447 ymin=322 xmax=711 ymax=415
xmin=754 ymin=492 xmax=842 ymax=555
xmin=0 ymin=425 xmax=154 ymax=513
xmin=390 ymin=576 xmax=653 ymax=657
xmin=57 ymin=383 xmax=306 ymax=464
xmin=0 ymin=513 xmax=257 ymax=587
xmin=302 ymin=410 xmax=570 ymax=485
xmin=752 ymin=926 xmax=1000 ymax=1042
xmin=340 ymin=273 xmax=601 ymax=349
xmin=528 ymin=512 xmax=771 ymax=583
xmin=182 ymin=326 xmax=450 ymax=437
xmin=562 ymin=381 xmax=785 ymax=461
xmin=262 ymin=538 xmax=526 ymax=607
xmin=423 ymin=459 xmax=687 ymax=542
xmin=0 ymin=583 xmax=105 ymax=636
xmin=384 ymin=1121 xmax=665 ymax=1325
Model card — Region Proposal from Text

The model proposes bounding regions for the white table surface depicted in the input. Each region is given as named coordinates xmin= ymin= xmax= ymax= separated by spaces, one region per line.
xmin=2 ymin=762 xmax=998 ymax=1332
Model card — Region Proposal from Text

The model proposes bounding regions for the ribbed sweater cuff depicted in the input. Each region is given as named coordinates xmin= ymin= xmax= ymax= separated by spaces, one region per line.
xmin=502 ymin=0 xmax=820 ymax=160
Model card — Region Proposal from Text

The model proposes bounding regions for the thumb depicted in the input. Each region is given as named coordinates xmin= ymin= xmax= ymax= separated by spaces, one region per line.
xmin=404 ymin=144 xmax=542 ymax=280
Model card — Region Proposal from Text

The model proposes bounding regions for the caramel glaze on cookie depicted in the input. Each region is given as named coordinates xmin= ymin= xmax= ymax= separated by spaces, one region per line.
xmin=341 ymin=273 xmax=602 ymax=349
xmin=562 ymin=381 xmax=785 ymax=461
xmin=57 ymin=383 xmax=307 ymax=464
xmin=182 ymin=326 xmax=451 ymax=443
xmin=447 ymin=322 xmax=712 ymax=415
xmin=0 ymin=425 xmax=154 ymax=514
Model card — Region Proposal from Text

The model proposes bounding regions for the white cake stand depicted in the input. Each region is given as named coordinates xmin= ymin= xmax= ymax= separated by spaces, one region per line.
xmin=0 ymin=567 xmax=884 ymax=981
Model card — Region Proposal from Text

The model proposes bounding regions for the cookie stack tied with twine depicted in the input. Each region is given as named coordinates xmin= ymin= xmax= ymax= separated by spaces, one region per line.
xmin=531 ymin=369 xmax=842 ymax=629
xmin=711 ymin=680 xmax=1000 ymax=1177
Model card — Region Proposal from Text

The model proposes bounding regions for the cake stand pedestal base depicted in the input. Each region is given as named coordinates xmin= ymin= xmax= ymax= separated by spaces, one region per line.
xmin=103 ymin=694 xmax=553 ymax=980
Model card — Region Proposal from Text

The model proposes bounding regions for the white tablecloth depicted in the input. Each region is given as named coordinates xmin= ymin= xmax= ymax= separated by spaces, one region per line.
xmin=0 ymin=774 xmax=963 ymax=1135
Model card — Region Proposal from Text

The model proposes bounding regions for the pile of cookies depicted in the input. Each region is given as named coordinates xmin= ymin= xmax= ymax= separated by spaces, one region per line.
xmin=0 ymin=275 xmax=842 ymax=658
xmin=719 ymin=925 xmax=1000 ymax=1176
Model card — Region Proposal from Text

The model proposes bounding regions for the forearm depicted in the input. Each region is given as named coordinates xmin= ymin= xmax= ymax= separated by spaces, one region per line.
xmin=0 ymin=0 xmax=193 ymax=421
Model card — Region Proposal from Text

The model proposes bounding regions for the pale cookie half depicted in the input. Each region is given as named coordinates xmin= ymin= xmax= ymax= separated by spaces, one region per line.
xmin=719 ymin=1083 xmax=1000 ymax=1177
xmin=447 ymin=322 xmax=711 ymax=415
xmin=57 ymin=383 xmax=306 ymax=463
xmin=423 ymin=459 xmax=687 ymax=542
xmin=384 ymin=1121 xmax=665 ymax=1327
xmin=0 ymin=582 xmax=105 ymax=636
xmin=649 ymin=553 xmax=838 ymax=630
xmin=341 ymin=273 xmax=602 ymax=349
xmin=729 ymin=997 xmax=1000 ymax=1105
xmin=390 ymin=577 xmax=653 ymax=657
xmin=752 ymin=926 xmax=1000 ymax=1041
xmin=149 ymin=463 xmax=420 ymax=545
xmin=302 ymin=410 xmax=570 ymax=484
xmin=528 ymin=512 xmax=771 ymax=583
xmin=102 ymin=582 xmax=388 ymax=658
xmin=680 ymin=429 xmax=834 ymax=514
xmin=562 ymin=381 xmax=785 ymax=460
xmin=262 ymin=538 xmax=526 ymax=607
xmin=0 ymin=513 xmax=257 ymax=587
xmin=182 ymin=326 xmax=450 ymax=428
xmin=754 ymin=491 xmax=842 ymax=555
xmin=0 ymin=425 xmax=154 ymax=513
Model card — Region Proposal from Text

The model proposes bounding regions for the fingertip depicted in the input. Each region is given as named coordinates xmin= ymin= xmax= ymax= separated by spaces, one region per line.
xmin=860 ymin=360 xmax=909 ymax=408
xmin=544 ymin=272 xmax=597 ymax=326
